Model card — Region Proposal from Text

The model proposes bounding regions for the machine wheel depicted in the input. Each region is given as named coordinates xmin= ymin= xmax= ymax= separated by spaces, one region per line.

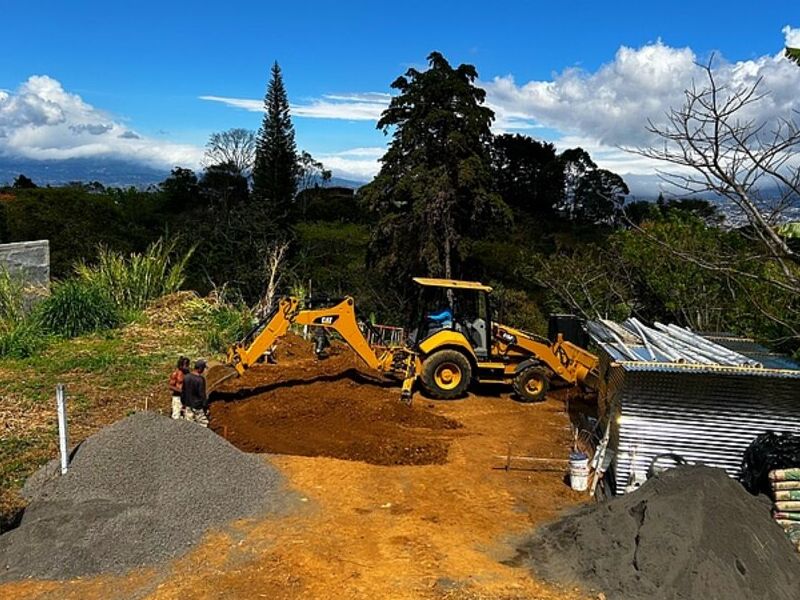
xmin=420 ymin=350 xmax=472 ymax=400
xmin=513 ymin=366 xmax=550 ymax=403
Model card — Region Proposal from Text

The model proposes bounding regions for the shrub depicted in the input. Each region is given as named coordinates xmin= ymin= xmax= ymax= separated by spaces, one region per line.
xmin=183 ymin=295 xmax=252 ymax=354
xmin=38 ymin=280 xmax=120 ymax=338
xmin=0 ymin=266 xmax=25 ymax=324
xmin=0 ymin=320 xmax=48 ymax=358
xmin=203 ymin=305 xmax=253 ymax=354
xmin=489 ymin=284 xmax=549 ymax=334
xmin=75 ymin=238 xmax=193 ymax=315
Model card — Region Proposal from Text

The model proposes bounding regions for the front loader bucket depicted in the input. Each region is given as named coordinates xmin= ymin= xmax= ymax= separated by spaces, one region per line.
xmin=205 ymin=361 xmax=239 ymax=393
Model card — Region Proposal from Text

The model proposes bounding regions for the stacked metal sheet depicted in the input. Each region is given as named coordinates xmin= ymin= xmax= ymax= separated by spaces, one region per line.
xmin=587 ymin=320 xmax=800 ymax=495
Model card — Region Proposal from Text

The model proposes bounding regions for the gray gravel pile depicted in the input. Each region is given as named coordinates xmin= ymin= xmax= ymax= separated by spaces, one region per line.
xmin=0 ymin=411 xmax=287 ymax=581
xmin=514 ymin=465 xmax=800 ymax=600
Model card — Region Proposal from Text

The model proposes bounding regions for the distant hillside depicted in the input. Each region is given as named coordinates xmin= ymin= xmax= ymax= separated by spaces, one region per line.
xmin=0 ymin=157 xmax=170 ymax=188
xmin=0 ymin=157 xmax=367 ymax=190
xmin=322 ymin=176 xmax=365 ymax=189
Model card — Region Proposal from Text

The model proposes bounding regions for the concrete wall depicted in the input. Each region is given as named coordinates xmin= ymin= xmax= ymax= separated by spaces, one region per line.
xmin=0 ymin=240 xmax=50 ymax=287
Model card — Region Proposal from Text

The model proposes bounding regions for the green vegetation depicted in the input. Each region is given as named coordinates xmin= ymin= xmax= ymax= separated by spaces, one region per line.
xmin=360 ymin=52 xmax=507 ymax=284
xmin=0 ymin=319 xmax=48 ymax=359
xmin=0 ymin=267 xmax=47 ymax=358
xmin=75 ymin=238 xmax=192 ymax=315
xmin=38 ymin=279 xmax=120 ymax=338
xmin=253 ymin=61 xmax=298 ymax=223
xmin=0 ymin=51 xmax=797 ymax=359
xmin=182 ymin=294 xmax=253 ymax=354
xmin=0 ymin=266 xmax=25 ymax=323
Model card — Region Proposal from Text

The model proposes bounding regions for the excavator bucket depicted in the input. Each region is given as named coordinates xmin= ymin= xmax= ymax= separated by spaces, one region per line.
xmin=205 ymin=360 xmax=239 ymax=393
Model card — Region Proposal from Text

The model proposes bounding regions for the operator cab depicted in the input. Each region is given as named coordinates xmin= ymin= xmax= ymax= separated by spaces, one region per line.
xmin=409 ymin=278 xmax=492 ymax=359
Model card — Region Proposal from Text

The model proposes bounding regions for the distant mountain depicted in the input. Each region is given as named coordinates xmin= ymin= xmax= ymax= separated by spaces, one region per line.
xmin=0 ymin=157 xmax=171 ymax=188
xmin=312 ymin=175 xmax=366 ymax=189
xmin=0 ymin=157 xmax=367 ymax=190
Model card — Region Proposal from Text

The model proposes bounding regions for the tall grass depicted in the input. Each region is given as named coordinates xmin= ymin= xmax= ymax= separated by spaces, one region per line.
xmin=0 ymin=320 xmax=47 ymax=358
xmin=0 ymin=267 xmax=25 ymax=324
xmin=38 ymin=279 xmax=120 ymax=338
xmin=183 ymin=291 xmax=253 ymax=354
xmin=0 ymin=267 xmax=48 ymax=358
xmin=75 ymin=238 xmax=193 ymax=315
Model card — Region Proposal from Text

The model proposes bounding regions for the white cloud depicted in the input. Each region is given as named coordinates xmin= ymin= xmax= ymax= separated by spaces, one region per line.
xmin=315 ymin=146 xmax=385 ymax=181
xmin=0 ymin=75 xmax=203 ymax=168
xmin=479 ymin=36 xmax=800 ymax=196
xmin=198 ymin=95 xmax=261 ymax=111
xmin=200 ymin=92 xmax=390 ymax=121
xmin=784 ymin=25 xmax=800 ymax=48
xmin=293 ymin=93 xmax=389 ymax=121
xmin=481 ymin=39 xmax=800 ymax=149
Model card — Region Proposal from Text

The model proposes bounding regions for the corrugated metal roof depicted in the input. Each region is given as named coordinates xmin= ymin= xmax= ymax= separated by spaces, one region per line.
xmin=590 ymin=319 xmax=800 ymax=494
xmin=588 ymin=320 xmax=800 ymax=376
xmin=612 ymin=357 xmax=800 ymax=379
xmin=709 ymin=335 xmax=800 ymax=371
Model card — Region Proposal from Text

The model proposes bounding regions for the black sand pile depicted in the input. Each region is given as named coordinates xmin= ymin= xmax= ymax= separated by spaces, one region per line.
xmin=0 ymin=412 xmax=287 ymax=581
xmin=514 ymin=466 xmax=800 ymax=600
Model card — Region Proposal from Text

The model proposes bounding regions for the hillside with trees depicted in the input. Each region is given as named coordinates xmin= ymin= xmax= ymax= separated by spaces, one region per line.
xmin=1 ymin=53 xmax=798 ymax=357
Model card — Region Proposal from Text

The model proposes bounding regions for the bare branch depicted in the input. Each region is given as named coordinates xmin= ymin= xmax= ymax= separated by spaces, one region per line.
xmin=627 ymin=61 xmax=800 ymax=291
xmin=203 ymin=128 xmax=257 ymax=174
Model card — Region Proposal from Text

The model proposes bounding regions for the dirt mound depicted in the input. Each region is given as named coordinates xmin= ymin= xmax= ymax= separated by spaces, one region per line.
xmin=514 ymin=465 xmax=800 ymax=600
xmin=210 ymin=352 xmax=461 ymax=466
xmin=276 ymin=331 xmax=317 ymax=360
xmin=213 ymin=339 xmax=367 ymax=395
xmin=0 ymin=412 xmax=287 ymax=581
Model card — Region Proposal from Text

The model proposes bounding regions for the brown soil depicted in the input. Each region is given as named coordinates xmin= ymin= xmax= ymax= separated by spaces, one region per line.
xmin=2 ymin=334 xmax=595 ymax=600
xmin=210 ymin=348 xmax=460 ymax=466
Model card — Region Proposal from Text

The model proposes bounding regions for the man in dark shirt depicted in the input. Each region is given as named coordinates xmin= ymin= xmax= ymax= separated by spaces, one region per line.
xmin=181 ymin=359 xmax=209 ymax=427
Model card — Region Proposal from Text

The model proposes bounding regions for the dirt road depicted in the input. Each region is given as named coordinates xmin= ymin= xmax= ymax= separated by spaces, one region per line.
xmin=2 ymin=340 xmax=591 ymax=599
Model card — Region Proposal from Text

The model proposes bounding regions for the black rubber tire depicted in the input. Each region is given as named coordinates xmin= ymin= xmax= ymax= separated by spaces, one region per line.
xmin=513 ymin=366 xmax=550 ymax=403
xmin=420 ymin=349 xmax=472 ymax=400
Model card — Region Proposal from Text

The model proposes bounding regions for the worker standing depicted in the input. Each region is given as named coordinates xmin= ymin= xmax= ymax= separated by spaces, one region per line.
xmin=168 ymin=356 xmax=190 ymax=419
xmin=181 ymin=359 xmax=209 ymax=427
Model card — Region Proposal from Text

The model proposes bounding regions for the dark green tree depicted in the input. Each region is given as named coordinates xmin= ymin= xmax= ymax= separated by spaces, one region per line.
xmin=573 ymin=169 xmax=629 ymax=224
xmin=294 ymin=151 xmax=332 ymax=220
xmin=557 ymin=148 xmax=596 ymax=219
xmin=361 ymin=51 xmax=509 ymax=285
xmin=660 ymin=198 xmax=722 ymax=225
xmin=624 ymin=200 xmax=662 ymax=226
xmin=491 ymin=134 xmax=563 ymax=222
xmin=252 ymin=61 xmax=298 ymax=222
xmin=160 ymin=167 xmax=199 ymax=213
xmin=12 ymin=174 xmax=36 ymax=189
xmin=199 ymin=162 xmax=249 ymax=210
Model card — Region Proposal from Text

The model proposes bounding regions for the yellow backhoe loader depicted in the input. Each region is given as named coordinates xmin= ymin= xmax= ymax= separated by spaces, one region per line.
xmin=213 ymin=278 xmax=598 ymax=402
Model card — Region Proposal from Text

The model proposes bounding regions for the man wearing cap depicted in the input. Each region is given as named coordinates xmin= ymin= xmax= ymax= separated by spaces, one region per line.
xmin=181 ymin=359 xmax=209 ymax=427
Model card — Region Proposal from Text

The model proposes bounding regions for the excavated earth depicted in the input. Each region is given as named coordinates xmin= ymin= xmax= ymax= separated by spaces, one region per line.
xmin=1 ymin=334 xmax=593 ymax=600
xmin=210 ymin=347 xmax=461 ymax=466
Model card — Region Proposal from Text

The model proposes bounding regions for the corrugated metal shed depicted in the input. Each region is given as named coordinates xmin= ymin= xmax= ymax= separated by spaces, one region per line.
xmin=588 ymin=321 xmax=800 ymax=495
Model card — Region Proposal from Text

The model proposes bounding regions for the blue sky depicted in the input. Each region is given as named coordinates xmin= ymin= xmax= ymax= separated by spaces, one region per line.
xmin=1 ymin=1 xmax=798 ymax=189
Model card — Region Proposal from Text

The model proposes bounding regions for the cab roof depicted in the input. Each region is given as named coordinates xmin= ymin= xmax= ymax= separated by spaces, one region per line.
xmin=412 ymin=277 xmax=493 ymax=293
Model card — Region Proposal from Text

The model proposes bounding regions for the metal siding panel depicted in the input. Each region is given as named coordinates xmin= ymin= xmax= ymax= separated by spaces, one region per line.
xmin=612 ymin=371 xmax=800 ymax=494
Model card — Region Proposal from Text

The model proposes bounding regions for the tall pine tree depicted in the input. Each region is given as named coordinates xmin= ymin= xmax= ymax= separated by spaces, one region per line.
xmin=252 ymin=61 xmax=298 ymax=222
xmin=361 ymin=52 xmax=509 ymax=286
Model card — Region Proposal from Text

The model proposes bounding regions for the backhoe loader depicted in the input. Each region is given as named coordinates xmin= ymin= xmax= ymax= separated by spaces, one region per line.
xmin=212 ymin=278 xmax=598 ymax=402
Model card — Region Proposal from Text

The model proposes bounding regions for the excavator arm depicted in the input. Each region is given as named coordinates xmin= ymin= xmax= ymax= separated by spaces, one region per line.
xmin=227 ymin=296 xmax=396 ymax=375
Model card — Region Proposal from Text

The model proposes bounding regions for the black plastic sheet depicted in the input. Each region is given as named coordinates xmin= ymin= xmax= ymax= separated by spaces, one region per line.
xmin=741 ymin=432 xmax=800 ymax=495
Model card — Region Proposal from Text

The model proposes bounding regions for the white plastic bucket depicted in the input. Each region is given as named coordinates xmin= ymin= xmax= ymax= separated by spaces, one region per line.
xmin=570 ymin=451 xmax=590 ymax=492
